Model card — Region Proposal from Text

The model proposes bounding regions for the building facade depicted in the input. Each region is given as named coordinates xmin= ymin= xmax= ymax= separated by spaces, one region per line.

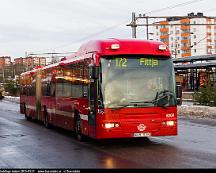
xmin=153 ymin=13 xmax=216 ymax=58
xmin=14 ymin=56 xmax=46 ymax=67
xmin=0 ymin=56 xmax=47 ymax=83
xmin=0 ymin=57 xmax=12 ymax=82
xmin=0 ymin=56 xmax=11 ymax=68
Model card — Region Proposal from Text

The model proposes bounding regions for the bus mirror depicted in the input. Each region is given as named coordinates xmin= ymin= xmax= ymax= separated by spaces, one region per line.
xmin=89 ymin=66 xmax=99 ymax=79
xmin=83 ymin=91 xmax=88 ymax=97
xmin=157 ymin=96 xmax=169 ymax=108
xmin=176 ymin=98 xmax=182 ymax=105
xmin=98 ymin=100 xmax=104 ymax=109
xmin=176 ymin=84 xmax=182 ymax=105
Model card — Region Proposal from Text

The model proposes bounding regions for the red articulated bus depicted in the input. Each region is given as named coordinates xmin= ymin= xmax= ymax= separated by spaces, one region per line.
xmin=20 ymin=39 xmax=178 ymax=141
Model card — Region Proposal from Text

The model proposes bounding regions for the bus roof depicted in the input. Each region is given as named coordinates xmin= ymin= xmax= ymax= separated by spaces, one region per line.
xmin=20 ymin=38 xmax=171 ymax=76
xmin=66 ymin=38 xmax=171 ymax=58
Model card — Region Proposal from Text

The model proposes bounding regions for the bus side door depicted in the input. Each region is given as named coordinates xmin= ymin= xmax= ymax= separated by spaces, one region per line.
xmin=88 ymin=65 xmax=98 ymax=138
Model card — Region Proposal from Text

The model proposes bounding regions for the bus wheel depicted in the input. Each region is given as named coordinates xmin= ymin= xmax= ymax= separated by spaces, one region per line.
xmin=75 ymin=115 xmax=85 ymax=142
xmin=24 ymin=105 xmax=31 ymax=121
xmin=43 ymin=108 xmax=50 ymax=129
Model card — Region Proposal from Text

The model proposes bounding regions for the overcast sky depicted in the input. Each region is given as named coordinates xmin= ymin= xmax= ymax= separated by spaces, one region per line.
xmin=0 ymin=0 xmax=215 ymax=59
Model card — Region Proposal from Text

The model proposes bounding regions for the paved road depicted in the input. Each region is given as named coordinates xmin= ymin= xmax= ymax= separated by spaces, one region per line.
xmin=0 ymin=100 xmax=216 ymax=168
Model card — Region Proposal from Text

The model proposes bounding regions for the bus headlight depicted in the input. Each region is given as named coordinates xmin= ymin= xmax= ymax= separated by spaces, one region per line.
xmin=166 ymin=121 xmax=175 ymax=126
xmin=104 ymin=123 xmax=120 ymax=129
xmin=104 ymin=123 xmax=115 ymax=129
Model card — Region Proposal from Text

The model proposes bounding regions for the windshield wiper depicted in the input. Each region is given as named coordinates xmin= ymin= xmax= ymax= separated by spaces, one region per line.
xmin=110 ymin=90 xmax=174 ymax=110
xmin=130 ymin=101 xmax=156 ymax=105
xmin=154 ymin=90 xmax=174 ymax=108
xmin=110 ymin=104 xmax=132 ymax=110
xmin=111 ymin=101 xmax=154 ymax=110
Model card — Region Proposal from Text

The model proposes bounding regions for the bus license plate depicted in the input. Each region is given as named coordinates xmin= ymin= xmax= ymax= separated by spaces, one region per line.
xmin=133 ymin=132 xmax=151 ymax=137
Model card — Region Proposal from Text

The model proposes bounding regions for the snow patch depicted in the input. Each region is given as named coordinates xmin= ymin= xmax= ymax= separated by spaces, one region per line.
xmin=178 ymin=105 xmax=216 ymax=119
xmin=3 ymin=96 xmax=20 ymax=103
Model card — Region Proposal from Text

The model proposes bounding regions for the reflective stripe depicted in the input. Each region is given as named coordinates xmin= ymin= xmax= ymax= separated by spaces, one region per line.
xmin=55 ymin=110 xmax=74 ymax=118
xmin=26 ymin=105 xmax=36 ymax=110
xmin=80 ymin=114 xmax=88 ymax=121
xmin=26 ymin=105 xmax=74 ymax=118
xmin=47 ymin=108 xmax=55 ymax=114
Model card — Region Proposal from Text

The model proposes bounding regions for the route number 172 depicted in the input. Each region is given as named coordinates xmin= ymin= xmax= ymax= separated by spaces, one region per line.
xmin=115 ymin=58 xmax=127 ymax=67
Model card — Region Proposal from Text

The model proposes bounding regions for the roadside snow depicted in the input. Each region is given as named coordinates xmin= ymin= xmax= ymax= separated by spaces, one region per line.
xmin=3 ymin=96 xmax=20 ymax=103
xmin=178 ymin=105 xmax=216 ymax=119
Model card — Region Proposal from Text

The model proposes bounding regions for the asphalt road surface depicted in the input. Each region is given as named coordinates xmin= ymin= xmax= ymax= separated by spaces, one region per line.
xmin=0 ymin=100 xmax=216 ymax=168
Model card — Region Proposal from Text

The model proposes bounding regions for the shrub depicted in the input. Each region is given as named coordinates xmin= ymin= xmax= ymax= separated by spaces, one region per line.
xmin=193 ymin=85 xmax=216 ymax=106
xmin=4 ymin=80 xmax=19 ymax=96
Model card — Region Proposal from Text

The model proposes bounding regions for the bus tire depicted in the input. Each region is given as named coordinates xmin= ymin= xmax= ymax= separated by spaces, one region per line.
xmin=43 ymin=107 xmax=50 ymax=129
xmin=24 ymin=104 xmax=30 ymax=120
xmin=75 ymin=115 xmax=85 ymax=142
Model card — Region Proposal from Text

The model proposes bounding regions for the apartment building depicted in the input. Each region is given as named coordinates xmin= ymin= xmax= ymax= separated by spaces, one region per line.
xmin=0 ymin=56 xmax=11 ymax=68
xmin=153 ymin=12 xmax=216 ymax=58
xmin=14 ymin=57 xmax=46 ymax=67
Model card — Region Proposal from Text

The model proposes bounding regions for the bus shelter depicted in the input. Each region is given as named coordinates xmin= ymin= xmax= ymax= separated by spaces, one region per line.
xmin=173 ymin=54 xmax=216 ymax=91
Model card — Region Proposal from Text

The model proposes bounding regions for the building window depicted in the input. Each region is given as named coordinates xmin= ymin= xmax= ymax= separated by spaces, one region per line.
xmin=194 ymin=49 xmax=197 ymax=53
xmin=193 ymin=35 xmax=196 ymax=39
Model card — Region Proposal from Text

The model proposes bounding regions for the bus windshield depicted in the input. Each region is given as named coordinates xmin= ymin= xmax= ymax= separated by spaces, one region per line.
xmin=100 ymin=56 xmax=176 ymax=109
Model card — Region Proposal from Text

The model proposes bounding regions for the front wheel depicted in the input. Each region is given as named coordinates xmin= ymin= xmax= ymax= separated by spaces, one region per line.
xmin=43 ymin=108 xmax=50 ymax=128
xmin=24 ymin=105 xmax=31 ymax=121
xmin=75 ymin=115 xmax=85 ymax=142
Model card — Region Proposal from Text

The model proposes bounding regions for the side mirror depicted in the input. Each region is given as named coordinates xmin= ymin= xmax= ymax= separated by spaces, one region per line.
xmin=176 ymin=84 xmax=182 ymax=105
xmin=89 ymin=65 xmax=99 ymax=79
xmin=97 ymin=100 xmax=104 ymax=109
xmin=83 ymin=91 xmax=88 ymax=97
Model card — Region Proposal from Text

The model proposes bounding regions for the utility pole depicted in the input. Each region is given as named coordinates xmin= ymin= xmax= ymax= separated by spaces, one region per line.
xmin=127 ymin=14 xmax=216 ymax=40
xmin=2 ymin=66 xmax=5 ymax=83
xmin=131 ymin=12 xmax=137 ymax=38
xmin=146 ymin=16 xmax=149 ymax=40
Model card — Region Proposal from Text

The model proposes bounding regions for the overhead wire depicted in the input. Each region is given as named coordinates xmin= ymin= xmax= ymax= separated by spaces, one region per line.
xmin=30 ymin=0 xmax=206 ymax=55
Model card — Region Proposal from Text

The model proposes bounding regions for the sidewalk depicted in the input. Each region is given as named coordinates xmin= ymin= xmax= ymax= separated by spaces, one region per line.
xmin=3 ymin=96 xmax=20 ymax=103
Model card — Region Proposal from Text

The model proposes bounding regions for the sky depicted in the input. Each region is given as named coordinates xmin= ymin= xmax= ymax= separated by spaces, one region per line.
xmin=0 ymin=0 xmax=216 ymax=60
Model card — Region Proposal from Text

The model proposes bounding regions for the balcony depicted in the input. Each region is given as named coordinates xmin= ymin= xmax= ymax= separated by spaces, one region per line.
xmin=180 ymin=18 xmax=190 ymax=23
xmin=181 ymin=33 xmax=190 ymax=37
xmin=181 ymin=25 xmax=190 ymax=30
xmin=159 ymin=21 xmax=169 ymax=25
xmin=160 ymin=35 xmax=169 ymax=39
xmin=161 ymin=41 xmax=169 ymax=46
xmin=181 ymin=52 xmax=191 ymax=57
xmin=160 ymin=28 xmax=169 ymax=33
xmin=181 ymin=39 xmax=190 ymax=43
xmin=181 ymin=46 xmax=191 ymax=51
